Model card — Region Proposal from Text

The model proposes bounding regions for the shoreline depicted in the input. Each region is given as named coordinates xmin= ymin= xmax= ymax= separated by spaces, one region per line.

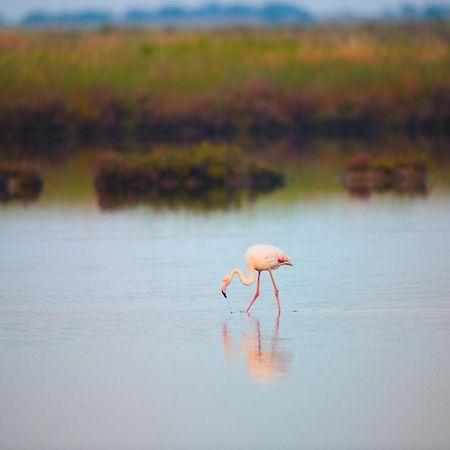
xmin=1 ymin=116 xmax=448 ymax=145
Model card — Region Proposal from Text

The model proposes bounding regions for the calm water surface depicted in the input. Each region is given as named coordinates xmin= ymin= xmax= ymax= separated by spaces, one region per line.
xmin=1 ymin=161 xmax=450 ymax=449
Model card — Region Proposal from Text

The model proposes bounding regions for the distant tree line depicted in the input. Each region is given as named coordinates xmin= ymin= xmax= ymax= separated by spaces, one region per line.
xmin=16 ymin=3 xmax=315 ymax=28
xmin=0 ymin=3 xmax=449 ymax=28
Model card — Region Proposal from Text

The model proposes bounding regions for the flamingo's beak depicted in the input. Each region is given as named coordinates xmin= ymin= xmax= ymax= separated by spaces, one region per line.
xmin=221 ymin=281 xmax=228 ymax=298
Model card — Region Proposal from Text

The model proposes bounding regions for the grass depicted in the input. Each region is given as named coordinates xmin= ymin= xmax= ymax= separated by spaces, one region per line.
xmin=0 ymin=23 xmax=449 ymax=140
xmin=1 ymin=135 xmax=448 ymax=207
xmin=94 ymin=142 xmax=284 ymax=207
xmin=343 ymin=149 xmax=428 ymax=193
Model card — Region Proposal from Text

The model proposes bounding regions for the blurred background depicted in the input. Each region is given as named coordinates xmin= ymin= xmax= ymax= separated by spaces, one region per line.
xmin=1 ymin=0 xmax=449 ymax=207
xmin=1 ymin=1 xmax=450 ymax=450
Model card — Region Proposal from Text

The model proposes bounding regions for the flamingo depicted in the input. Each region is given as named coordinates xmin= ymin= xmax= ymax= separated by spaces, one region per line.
xmin=220 ymin=244 xmax=293 ymax=314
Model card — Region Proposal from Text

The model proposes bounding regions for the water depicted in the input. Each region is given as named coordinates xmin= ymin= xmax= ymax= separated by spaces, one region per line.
xmin=1 ymin=152 xmax=450 ymax=449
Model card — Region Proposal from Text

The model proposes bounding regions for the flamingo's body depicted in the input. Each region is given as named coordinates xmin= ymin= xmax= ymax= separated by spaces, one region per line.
xmin=221 ymin=244 xmax=293 ymax=314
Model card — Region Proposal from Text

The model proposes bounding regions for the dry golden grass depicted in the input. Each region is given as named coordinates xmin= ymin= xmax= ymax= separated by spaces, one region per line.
xmin=0 ymin=23 xmax=448 ymax=138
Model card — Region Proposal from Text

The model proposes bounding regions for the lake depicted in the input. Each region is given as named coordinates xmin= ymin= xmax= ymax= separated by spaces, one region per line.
xmin=1 ymin=141 xmax=450 ymax=450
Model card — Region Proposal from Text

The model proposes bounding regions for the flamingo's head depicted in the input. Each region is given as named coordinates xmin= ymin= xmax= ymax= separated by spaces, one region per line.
xmin=221 ymin=274 xmax=232 ymax=298
xmin=278 ymin=255 xmax=294 ymax=267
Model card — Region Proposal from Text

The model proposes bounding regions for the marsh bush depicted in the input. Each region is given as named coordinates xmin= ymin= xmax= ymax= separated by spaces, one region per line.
xmin=1 ymin=24 xmax=449 ymax=141
xmin=343 ymin=151 xmax=428 ymax=193
xmin=95 ymin=142 xmax=284 ymax=199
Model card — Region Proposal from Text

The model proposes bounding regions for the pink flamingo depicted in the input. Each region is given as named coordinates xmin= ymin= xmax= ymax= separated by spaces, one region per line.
xmin=221 ymin=244 xmax=293 ymax=314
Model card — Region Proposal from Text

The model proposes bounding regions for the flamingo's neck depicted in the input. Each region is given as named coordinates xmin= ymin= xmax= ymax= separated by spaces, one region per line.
xmin=230 ymin=263 xmax=255 ymax=286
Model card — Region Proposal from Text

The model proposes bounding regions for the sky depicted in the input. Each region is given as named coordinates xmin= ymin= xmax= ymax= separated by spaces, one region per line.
xmin=0 ymin=0 xmax=447 ymax=21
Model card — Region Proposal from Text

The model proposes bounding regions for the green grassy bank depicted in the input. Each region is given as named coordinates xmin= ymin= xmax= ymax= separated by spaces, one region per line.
xmin=0 ymin=23 xmax=449 ymax=141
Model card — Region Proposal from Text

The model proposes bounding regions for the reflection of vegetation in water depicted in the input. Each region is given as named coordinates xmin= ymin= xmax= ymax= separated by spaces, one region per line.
xmin=37 ymin=151 xmax=97 ymax=204
xmin=97 ymin=187 xmax=271 ymax=212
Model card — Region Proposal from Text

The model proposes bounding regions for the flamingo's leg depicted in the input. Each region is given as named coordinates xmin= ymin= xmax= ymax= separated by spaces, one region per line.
xmin=269 ymin=270 xmax=281 ymax=314
xmin=246 ymin=271 xmax=261 ymax=313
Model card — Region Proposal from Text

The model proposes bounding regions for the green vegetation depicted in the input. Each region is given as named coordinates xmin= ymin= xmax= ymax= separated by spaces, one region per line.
xmin=343 ymin=151 xmax=428 ymax=193
xmin=1 ymin=136 xmax=448 ymax=208
xmin=0 ymin=23 xmax=449 ymax=140
xmin=94 ymin=142 xmax=284 ymax=207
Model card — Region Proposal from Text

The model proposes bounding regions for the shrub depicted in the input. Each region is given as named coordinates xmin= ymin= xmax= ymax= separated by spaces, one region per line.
xmin=95 ymin=142 xmax=284 ymax=200
xmin=346 ymin=152 xmax=371 ymax=171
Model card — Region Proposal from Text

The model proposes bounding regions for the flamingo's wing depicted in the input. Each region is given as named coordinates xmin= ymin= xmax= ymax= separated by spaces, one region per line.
xmin=248 ymin=244 xmax=283 ymax=271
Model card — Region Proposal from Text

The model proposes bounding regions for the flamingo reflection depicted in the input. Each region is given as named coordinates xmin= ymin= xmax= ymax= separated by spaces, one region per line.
xmin=222 ymin=315 xmax=292 ymax=384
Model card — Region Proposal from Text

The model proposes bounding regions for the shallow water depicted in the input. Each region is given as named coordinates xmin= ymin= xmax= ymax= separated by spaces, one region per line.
xmin=1 ymin=156 xmax=450 ymax=449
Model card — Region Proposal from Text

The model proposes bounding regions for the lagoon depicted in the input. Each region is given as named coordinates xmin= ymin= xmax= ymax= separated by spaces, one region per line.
xmin=1 ymin=143 xmax=450 ymax=450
